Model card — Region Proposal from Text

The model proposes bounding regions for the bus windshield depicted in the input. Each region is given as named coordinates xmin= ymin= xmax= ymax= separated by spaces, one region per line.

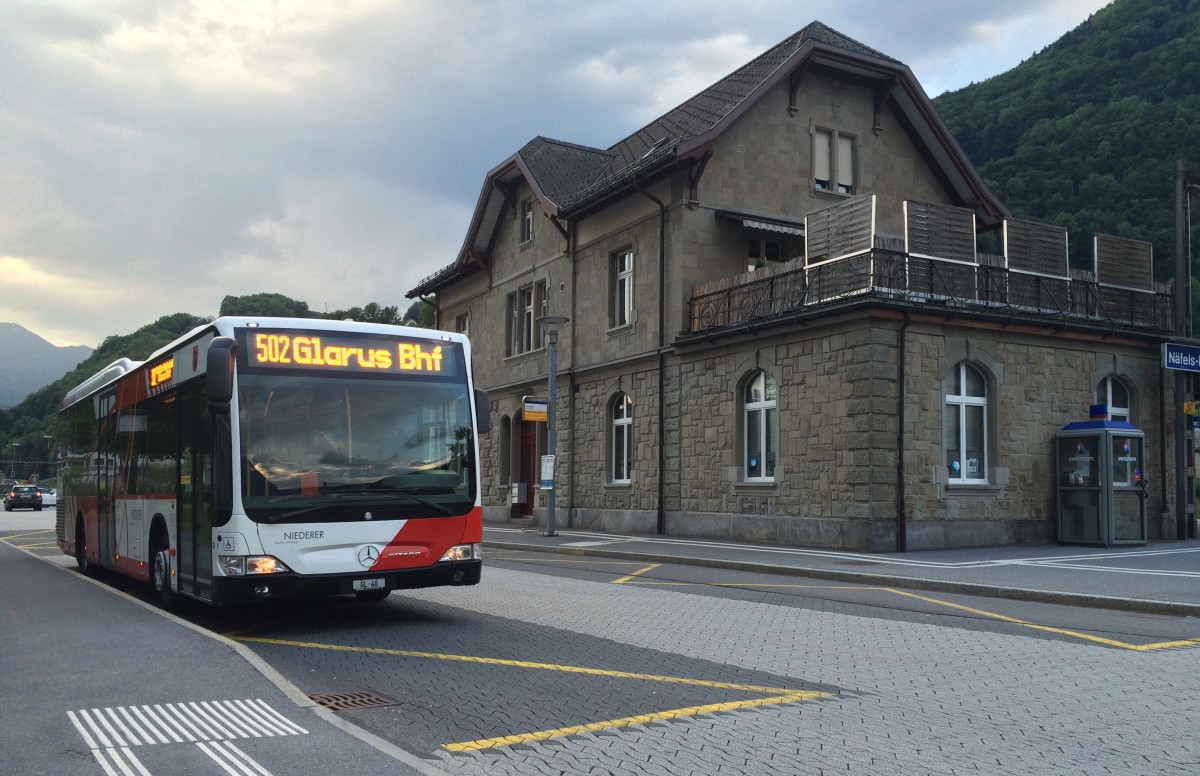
xmin=237 ymin=372 xmax=475 ymax=520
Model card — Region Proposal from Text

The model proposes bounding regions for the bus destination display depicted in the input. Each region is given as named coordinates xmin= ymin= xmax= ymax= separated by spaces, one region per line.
xmin=239 ymin=328 xmax=460 ymax=377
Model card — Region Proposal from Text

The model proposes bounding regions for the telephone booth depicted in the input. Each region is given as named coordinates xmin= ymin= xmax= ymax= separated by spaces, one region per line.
xmin=1054 ymin=420 xmax=1147 ymax=546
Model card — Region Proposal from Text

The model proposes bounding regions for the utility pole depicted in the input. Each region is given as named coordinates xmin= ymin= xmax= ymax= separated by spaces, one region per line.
xmin=1175 ymin=159 xmax=1195 ymax=539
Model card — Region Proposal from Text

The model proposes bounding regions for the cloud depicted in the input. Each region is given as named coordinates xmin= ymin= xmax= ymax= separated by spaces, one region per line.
xmin=0 ymin=0 xmax=1113 ymax=347
xmin=44 ymin=0 xmax=393 ymax=96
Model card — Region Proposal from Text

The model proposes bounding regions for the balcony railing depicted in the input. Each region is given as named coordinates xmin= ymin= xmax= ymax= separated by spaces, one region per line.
xmin=685 ymin=250 xmax=1174 ymax=338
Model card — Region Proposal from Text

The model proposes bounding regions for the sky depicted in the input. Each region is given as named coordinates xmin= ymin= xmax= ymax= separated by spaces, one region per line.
xmin=0 ymin=0 xmax=1113 ymax=348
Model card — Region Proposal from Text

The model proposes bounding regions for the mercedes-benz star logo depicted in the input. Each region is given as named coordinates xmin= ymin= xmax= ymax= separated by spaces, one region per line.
xmin=357 ymin=545 xmax=380 ymax=568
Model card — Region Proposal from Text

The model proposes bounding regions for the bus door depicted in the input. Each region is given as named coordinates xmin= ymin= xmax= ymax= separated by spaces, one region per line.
xmin=97 ymin=394 xmax=119 ymax=566
xmin=96 ymin=453 xmax=117 ymax=565
xmin=177 ymin=383 xmax=215 ymax=600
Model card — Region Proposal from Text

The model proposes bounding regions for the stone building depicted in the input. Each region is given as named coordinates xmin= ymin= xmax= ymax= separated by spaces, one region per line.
xmin=409 ymin=21 xmax=1178 ymax=551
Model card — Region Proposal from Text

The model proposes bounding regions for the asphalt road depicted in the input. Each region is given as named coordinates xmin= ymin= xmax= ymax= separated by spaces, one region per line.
xmin=7 ymin=519 xmax=1200 ymax=776
xmin=203 ymin=548 xmax=1200 ymax=775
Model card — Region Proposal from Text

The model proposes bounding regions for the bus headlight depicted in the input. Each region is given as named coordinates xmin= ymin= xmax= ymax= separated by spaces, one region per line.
xmin=438 ymin=543 xmax=481 ymax=562
xmin=219 ymin=555 xmax=291 ymax=576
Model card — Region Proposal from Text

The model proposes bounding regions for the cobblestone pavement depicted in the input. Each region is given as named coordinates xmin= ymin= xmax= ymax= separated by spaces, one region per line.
xmin=402 ymin=566 xmax=1200 ymax=776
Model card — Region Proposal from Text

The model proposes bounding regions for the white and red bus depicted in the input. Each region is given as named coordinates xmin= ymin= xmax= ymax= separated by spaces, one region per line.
xmin=56 ymin=317 xmax=489 ymax=607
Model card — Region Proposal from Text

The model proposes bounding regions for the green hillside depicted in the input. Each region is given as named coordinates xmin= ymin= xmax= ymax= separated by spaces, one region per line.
xmin=932 ymin=0 xmax=1200 ymax=277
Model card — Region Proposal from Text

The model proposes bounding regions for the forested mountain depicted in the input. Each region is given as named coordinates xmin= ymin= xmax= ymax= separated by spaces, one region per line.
xmin=932 ymin=0 xmax=1200 ymax=277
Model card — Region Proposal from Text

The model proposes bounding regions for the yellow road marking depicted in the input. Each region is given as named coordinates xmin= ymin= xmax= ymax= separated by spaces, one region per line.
xmin=234 ymin=636 xmax=801 ymax=691
xmin=444 ymin=690 xmax=822 ymax=752
xmin=612 ymin=571 xmax=1200 ymax=652
xmin=885 ymin=588 xmax=1200 ymax=651
xmin=612 ymin=563 xmax=660 ymax=584
xmin=232 ymin=635 xmax=831 ymax=750
xmin=0 ymin=529 xmax=56 ymax=543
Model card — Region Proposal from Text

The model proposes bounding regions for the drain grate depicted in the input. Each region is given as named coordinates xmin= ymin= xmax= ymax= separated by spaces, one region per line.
xmin=310 ymin=690 xmax=401 ymax=712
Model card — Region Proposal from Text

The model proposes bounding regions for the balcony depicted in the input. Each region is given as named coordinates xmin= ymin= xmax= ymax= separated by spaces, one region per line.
xmin=686 ymin=249 xmax=1173 ymax=339
xmin=684 ymin=197 xmax=1172 ymax=340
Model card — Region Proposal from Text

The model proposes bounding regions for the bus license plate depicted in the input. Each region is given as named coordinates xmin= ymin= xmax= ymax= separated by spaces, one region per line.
xmin=353 ymin=578 xmax=386 ymax=591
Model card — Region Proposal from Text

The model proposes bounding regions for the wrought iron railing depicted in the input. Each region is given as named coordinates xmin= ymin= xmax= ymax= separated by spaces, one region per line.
xmin=686 ymin=250 xmax=1173 ymax=337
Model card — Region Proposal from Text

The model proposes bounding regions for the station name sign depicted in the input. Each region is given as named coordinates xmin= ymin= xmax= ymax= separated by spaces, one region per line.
xmin=239 ymin=328 xmax=460 ymax=377
xmin=1162 ymin=342 xmax=1200 ymax=373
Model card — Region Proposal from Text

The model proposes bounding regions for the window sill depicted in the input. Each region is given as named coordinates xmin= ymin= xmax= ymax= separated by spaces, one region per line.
xmin=945 ymin=482 xmax=1002 ymax=497
xmin=604 ymin=482 xmax=632 ymax=493
xmin=503 ymin=347 xmax=546 ymax=365
xmin=812 ymin=187 xmax=854 ymax=201
xmin=606 ymin=323 xmax=633 ymax=337
xmin=734 ymin=480 xmax=778 ymax=495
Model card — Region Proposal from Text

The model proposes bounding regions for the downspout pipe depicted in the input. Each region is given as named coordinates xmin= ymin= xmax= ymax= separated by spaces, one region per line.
xmin=896 ymin=310 xmax=910 ymax=552
xmin=418 ymin=295 xmax=440 ymax=328
xmin=636 ymin=175 xmax=669 ymax=536
xmin=566 ymin=219 xmax=578 ymax=527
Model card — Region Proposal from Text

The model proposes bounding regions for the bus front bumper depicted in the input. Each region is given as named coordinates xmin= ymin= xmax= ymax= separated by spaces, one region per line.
xmin=209 ymin=560 xmax=481 ymax=605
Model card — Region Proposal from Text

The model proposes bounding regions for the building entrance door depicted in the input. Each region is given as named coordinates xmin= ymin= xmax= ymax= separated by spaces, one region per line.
xmin=518 ymin=420 xmax=537 ymax=517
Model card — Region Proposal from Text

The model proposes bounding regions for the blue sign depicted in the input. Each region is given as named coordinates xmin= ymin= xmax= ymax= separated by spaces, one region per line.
xmin=1162 ymin=342 xmax=1200 ymax=372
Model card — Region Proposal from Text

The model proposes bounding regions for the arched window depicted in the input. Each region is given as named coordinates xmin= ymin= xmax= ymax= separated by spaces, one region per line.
xmin=945 ymin=363 xmax=987 ymax=482
xmin=742 ymin=371 xmax=777 ymax=481
xmin=1096 ymin=376 xmax=1131 ymax=423
xmin=610 ymin=393 xmax=633 ymax=483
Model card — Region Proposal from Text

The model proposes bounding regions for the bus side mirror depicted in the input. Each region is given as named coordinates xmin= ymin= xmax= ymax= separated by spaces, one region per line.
xmin=474 ymin=388 xmax=491 ymax=435
xmin=206 ymin=337 xmax=237 ymax=414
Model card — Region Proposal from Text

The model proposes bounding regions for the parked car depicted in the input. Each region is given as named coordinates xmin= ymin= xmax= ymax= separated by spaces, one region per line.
xmin=4 ymin=484 xmax=43 ymax=511
xmin=36 ymin=487 xmax=56 ymax=507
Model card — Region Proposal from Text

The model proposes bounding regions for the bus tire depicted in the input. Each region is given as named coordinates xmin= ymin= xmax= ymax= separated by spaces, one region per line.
xmin=354 ymin=589 xmax=391 ymax=602
xmin=74 ymin=517 xmax=92 ymax=576
xmin=151 ymin=532 xmax=176 ymax=610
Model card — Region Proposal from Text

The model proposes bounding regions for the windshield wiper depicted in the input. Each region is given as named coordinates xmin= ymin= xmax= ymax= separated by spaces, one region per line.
xmin=391 ymin=491 xmax=455 ymax=516
xmin=262 ymin=489 xmax=456 ymax=521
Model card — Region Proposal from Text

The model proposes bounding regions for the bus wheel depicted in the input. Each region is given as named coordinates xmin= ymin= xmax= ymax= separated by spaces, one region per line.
xmin=354 ymin=589 xmax=390 ymax=602
xmin=151 ymin=535 xmax=176 ymax=610
xmin=74 ymin=518 xmax=92 ymax=576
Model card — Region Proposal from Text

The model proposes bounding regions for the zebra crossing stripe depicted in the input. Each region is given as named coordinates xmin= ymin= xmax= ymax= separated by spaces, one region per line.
xmin=70 ymin=699 xmax=308 ymax=748
xmin=92 ymin=746 xmax=152 ymax=776
xmin=196 ymin=740 xmax=274 ymax=776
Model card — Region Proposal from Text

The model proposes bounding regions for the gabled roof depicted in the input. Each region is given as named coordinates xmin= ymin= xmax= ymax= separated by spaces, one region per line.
xmin=409 ymin=21 xmax=1007 ymax=298
xmin=597 ymin=22 xmax=898 ymax=189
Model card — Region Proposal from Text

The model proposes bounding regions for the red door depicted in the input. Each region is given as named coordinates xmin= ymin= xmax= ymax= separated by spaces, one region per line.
xmin=519 ymin=421 xmax=537 ymax=517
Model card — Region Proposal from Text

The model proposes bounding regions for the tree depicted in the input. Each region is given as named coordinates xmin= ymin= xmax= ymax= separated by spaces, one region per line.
xmin=323 ymin=302 xmax=403 ymax=324
xmin=219 ymin=293 xmax=313 ymax=318
xmin=403 ymin=300 xmax=435 ymax=327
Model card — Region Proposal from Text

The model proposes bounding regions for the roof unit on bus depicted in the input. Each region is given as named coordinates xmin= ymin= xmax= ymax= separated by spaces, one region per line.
xmin=61 ymin=358 xmax=144 ymax=410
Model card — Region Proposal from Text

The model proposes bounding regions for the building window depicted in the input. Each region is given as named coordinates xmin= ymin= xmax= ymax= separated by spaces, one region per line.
xmin=813 ymin=128 xmax=855 ymax=195
xmin=611 ymin=250 xmax=633 ymax=328
xmin=455 ymin=313 xmax=469 ymax=336
xmin=945 ymin=362 xmax=988 ymax=482
xmin=747 ymin=237 xmax=782 ymax=270
xmin=521 ymin=199 xmax=535 ymax=243
xmin=742 ymin=371 xmax=777 ymax=481
xmin=1096 ymin=376 xmax=1131 ymax=423
xmin=505 ymin=280 xmax=546 ymax=356
xmin=610 ymin=393 xmax=633 ymax=483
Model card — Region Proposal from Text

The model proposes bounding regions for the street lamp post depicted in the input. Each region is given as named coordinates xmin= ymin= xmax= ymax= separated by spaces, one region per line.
xmin=538 ymin=315 xmax=569 ymax=537
xmin=10 ymin=443 xmax=18 ymax=479
xmin=44 ymin=435 xmax=53 ymax=481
